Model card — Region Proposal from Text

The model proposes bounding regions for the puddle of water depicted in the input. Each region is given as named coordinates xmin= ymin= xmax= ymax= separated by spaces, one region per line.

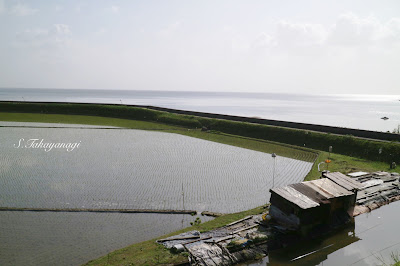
xmin=248 ymin=200 xmax=400 ymax=266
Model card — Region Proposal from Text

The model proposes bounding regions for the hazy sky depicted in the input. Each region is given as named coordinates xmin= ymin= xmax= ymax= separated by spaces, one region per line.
xmin=1 ymin=0 xmax=399 ymax=94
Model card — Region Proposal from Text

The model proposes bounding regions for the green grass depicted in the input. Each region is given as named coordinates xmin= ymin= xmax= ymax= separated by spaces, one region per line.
xmin=376 ymin=251 xmax=400 ymax=266
xmin=0 ymin=112 xmax=182 ymax=130
xmin=169 ymin=130 xmax=317 ymax=162
xmin=85 ymin=206 xmax=265 ymax=266
xmin=305 ymin=151 xmax=398 ymax=181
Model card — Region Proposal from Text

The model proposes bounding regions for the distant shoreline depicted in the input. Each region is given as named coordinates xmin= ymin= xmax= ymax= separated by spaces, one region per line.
xmin=1 ymin=100 xmax=399 ymax=142
xmin=1 ymin=88 xmax=399 ymax=132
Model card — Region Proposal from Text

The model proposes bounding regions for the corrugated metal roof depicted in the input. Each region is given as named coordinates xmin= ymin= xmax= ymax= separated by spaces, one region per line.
xmin=325 ymin=172 xmax=364 ymax=191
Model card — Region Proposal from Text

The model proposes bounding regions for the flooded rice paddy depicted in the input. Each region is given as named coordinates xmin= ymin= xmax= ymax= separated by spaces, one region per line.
xmin=0 ymin=122 xmax=313 ymax=265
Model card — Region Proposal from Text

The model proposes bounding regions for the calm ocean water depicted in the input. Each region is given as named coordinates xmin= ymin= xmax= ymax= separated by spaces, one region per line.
xmin=0 ymin=88 xmax=399 ymax=132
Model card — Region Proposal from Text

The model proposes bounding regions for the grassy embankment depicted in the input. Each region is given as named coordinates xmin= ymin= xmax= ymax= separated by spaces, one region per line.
xmin=1 ymin=102 xmax=399 ymax=265
xmin=85 ymin=206 xmax=266 ymax=265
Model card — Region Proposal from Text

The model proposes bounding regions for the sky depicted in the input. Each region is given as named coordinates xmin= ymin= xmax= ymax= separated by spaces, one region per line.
xmin=0 ymin=0 xmax=400 ymax=94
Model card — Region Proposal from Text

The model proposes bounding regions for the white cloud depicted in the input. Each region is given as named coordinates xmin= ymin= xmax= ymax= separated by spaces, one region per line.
xmin=52 ymin=24 xmax=71 ymax=35
xmin=381 ymin=18 xmax=400 ymax=43
xmin=276 ymin=20 xmax=327 ymax=48
xmin=329 ymin=13 xmax=381 ymax=45
xmin=250 ymin=13 xmax=400 ymax=52
xmin=251 ymin=32 xmax=276 ymax=50
xmin=328 ymin=13 xmax=400 ymax=46
xmin=10 ymin=3 xmax=38 ymax=16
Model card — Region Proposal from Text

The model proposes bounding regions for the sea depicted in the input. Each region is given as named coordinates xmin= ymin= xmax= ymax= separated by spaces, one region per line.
xmin=0 ymin=88 xmax=399 ymax=132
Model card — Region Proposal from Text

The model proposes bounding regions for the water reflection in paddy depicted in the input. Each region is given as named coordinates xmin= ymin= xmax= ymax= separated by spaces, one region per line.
xmin=248 ymin=200 xmax=400 ymax=266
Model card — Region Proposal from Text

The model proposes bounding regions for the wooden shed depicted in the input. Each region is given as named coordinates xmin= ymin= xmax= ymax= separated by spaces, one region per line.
xmin=269 ymin=172 xmax=363 ymax=236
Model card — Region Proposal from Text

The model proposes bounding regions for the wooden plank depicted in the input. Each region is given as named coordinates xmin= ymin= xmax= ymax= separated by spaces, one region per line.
xmin=232 ymin=224 xmax=259 ymax=234
xmin=303 ymin=180 xmax=336 ymax=199
xmin=348 ymin=172 xmax=369 ymax=177
xmin=213 ymin=235 xmax=235 ymax=243
xmin=158 ymin=235 xmax=200 ymax=242
xmin=201 ymin=211 xmax=224 ymax=217
xmin=283 ymin=186 xmax=320 ymax=209
xmin=339 ymin=173 xmax=364 ymax=188
xmin=339 ymin=173 xmax=364 ymax=189
xmin=326 ymin=174 xmax=355 ymax=191
xmin=183 ymin=236 xmax=212 ymax=245
xmin=224 ymin=216 xmax=253 ymax=227
xmin=380 ymin=176 xmax=398 ymax=183
xmin=289 ymin=183 xmax=329 ymax=204
xmin=360 ymin=179 xmax=384 ymax=189
xmin=326 ymin=172 xmax=363 ymax=191
xmin=272 ymin=186 xmax=319 ymax=209
xmin=305 ymin=179 xmax=353 ymax=198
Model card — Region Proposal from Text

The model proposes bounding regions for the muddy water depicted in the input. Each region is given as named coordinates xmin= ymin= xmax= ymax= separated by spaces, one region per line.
xmin=249 ymin=200 xmax=400 ymax=266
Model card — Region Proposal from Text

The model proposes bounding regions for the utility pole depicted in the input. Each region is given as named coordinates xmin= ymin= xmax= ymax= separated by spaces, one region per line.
xmin=271 ymin=153 xmax=277 ymax=188
xmin=181 ymin=182 xmax=185 ymax=228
